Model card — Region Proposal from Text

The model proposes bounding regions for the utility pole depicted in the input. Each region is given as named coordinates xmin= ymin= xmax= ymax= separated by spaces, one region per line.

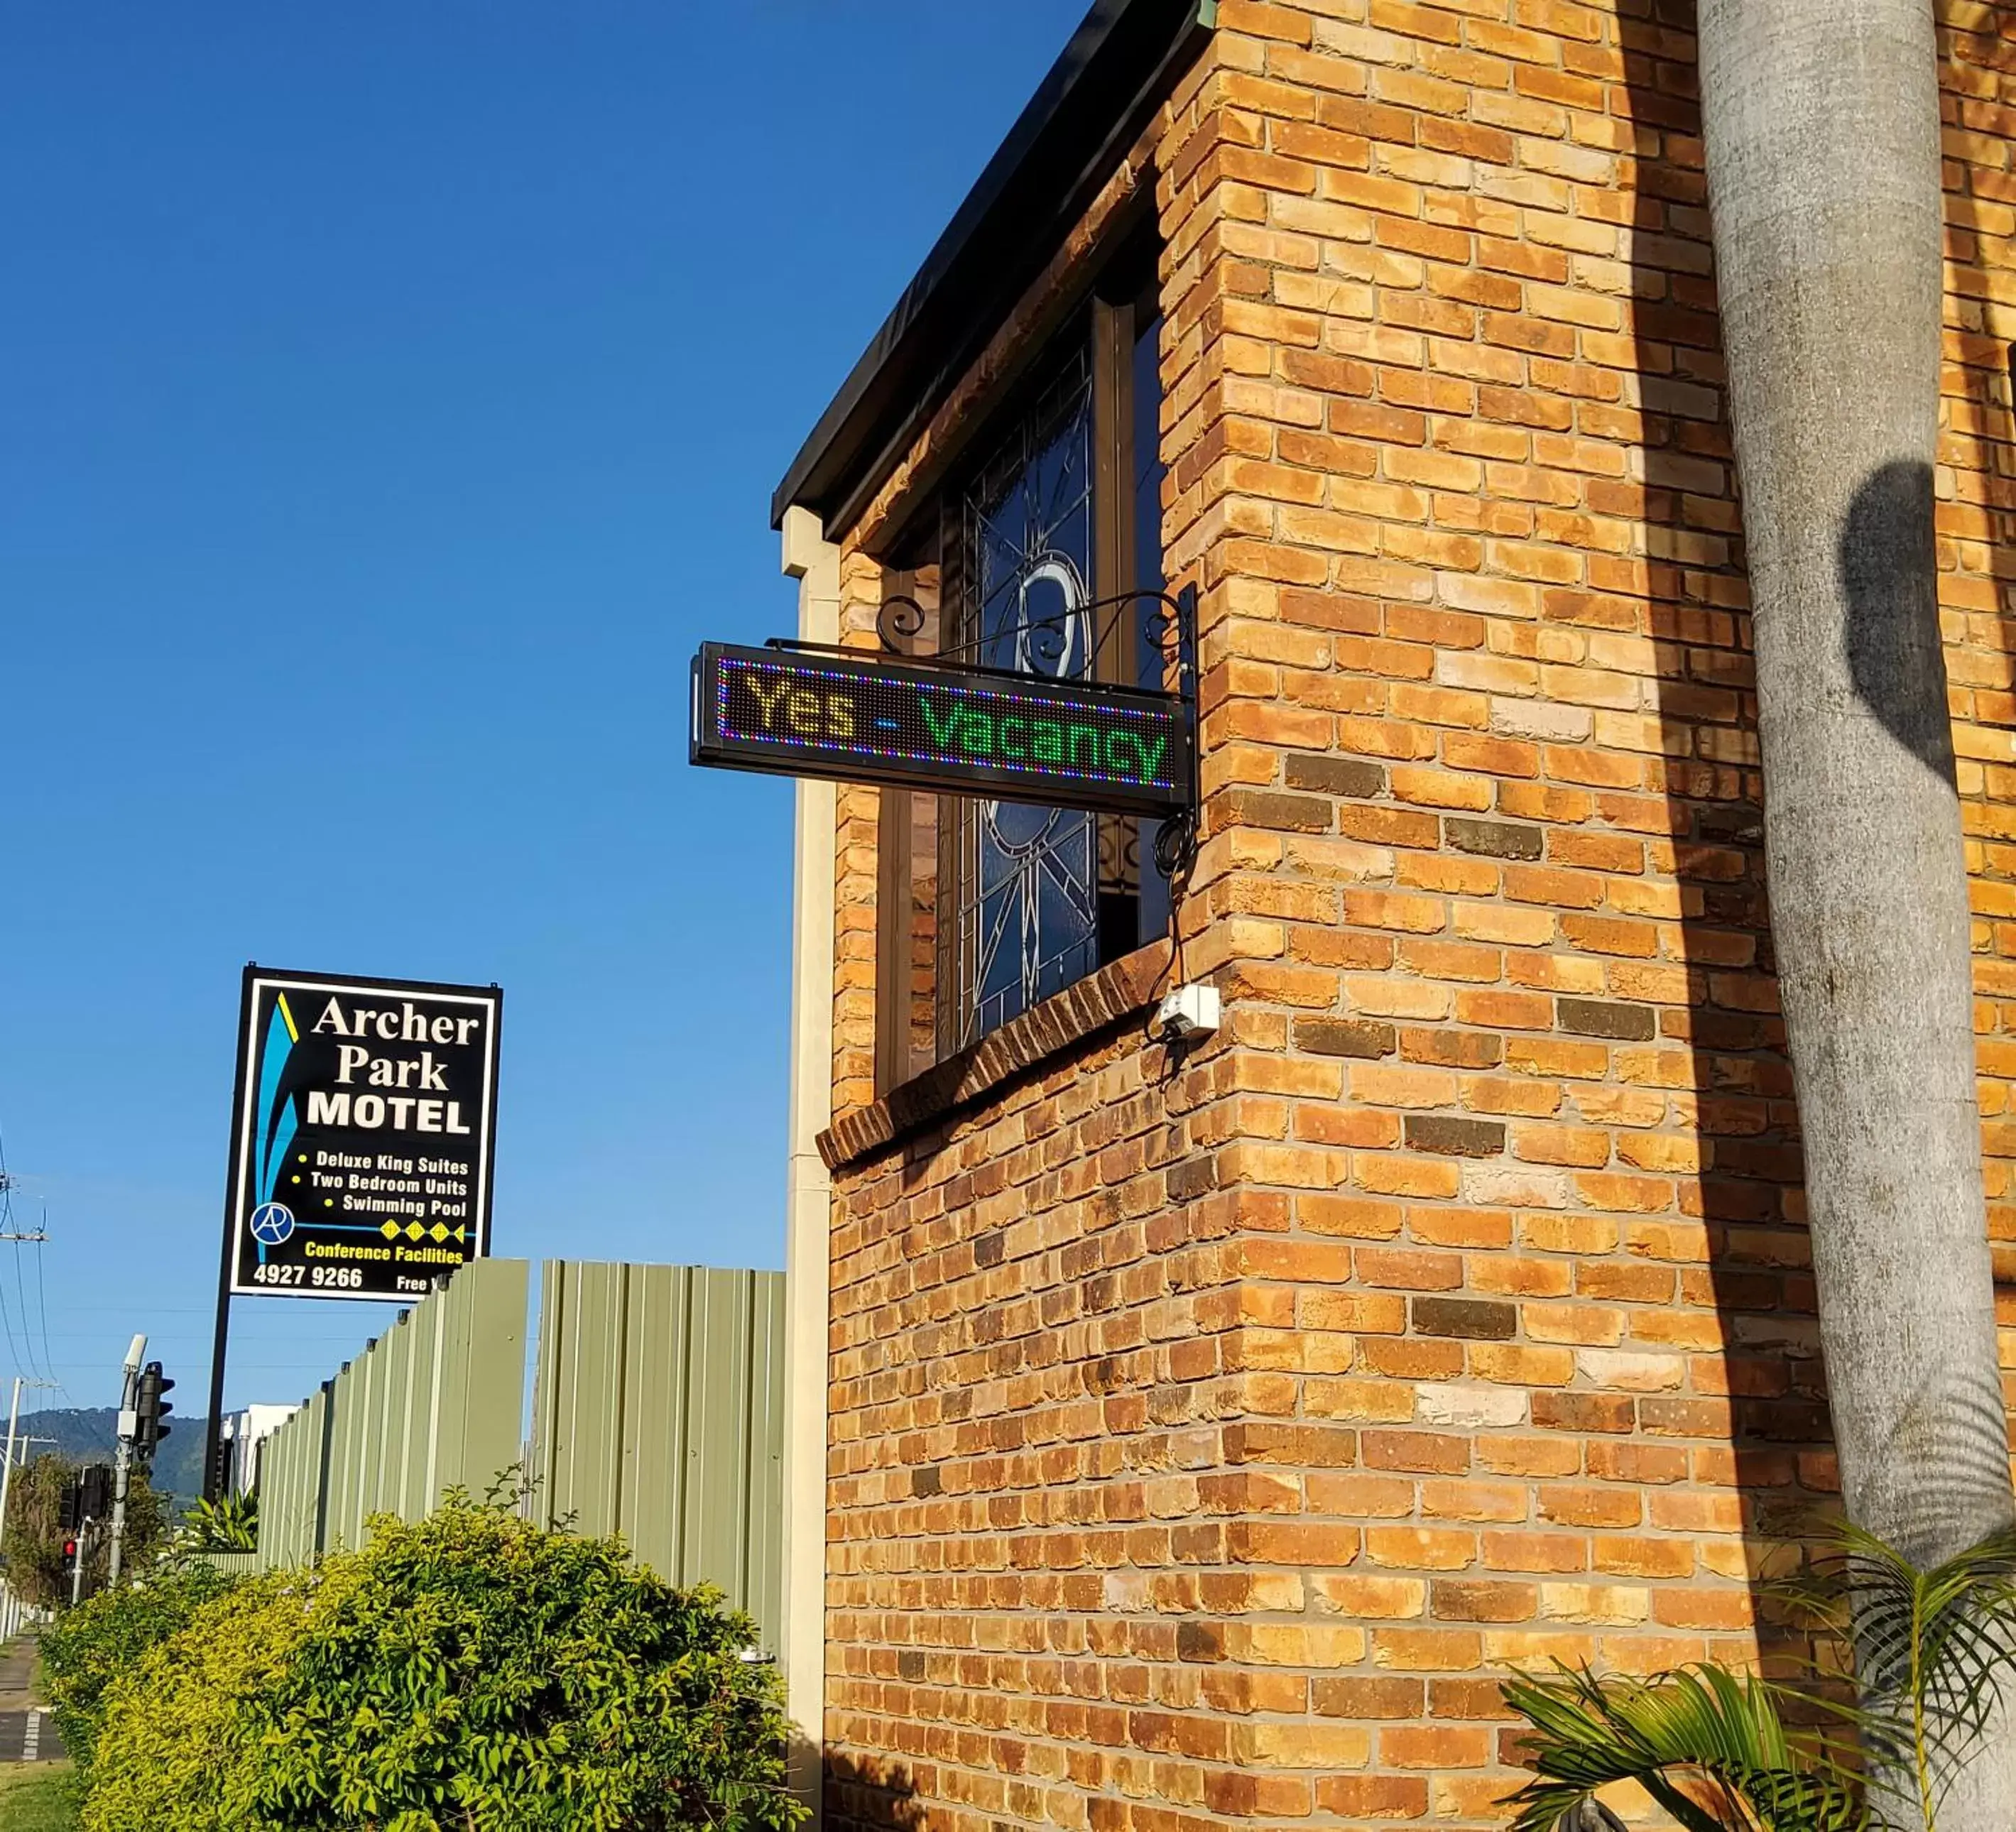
xmin=0 ymin=1378 xmax=62 ymax=1518
xmin=107 ymin=1334 xmax=144 ymax=1588
xmin=0 ymin=1377 xmax=60 ymax=1550
xmin=0 ymin=1157 xmax=57 ymax=1621
xmin=0 ymin=1184 xmax=51 ymax=1252
xmin=1 ymin=1378 xmax=23 ymax=1537
xmin=1 ymin=1377 xmax=28 ymax=1554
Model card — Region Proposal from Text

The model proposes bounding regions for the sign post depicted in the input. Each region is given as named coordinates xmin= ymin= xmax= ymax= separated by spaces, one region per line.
xmin=202 ymin=966 xmax=503 ymax=1499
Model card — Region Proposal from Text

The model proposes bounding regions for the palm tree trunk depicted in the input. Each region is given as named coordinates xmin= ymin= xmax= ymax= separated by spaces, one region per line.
xmin=1696 ymin=1 xmax=2016 ymax=1823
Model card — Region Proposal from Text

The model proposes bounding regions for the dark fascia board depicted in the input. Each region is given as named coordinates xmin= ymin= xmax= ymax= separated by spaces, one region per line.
xmin=770 ymin=0 xmax=1216 ymax=537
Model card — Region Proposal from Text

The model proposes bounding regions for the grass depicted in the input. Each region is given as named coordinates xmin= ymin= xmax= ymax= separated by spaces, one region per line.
xmin=0 ymin=1762 xmax=80 ymax=1832
xmin=0 ymin=1641 xmax=75 ymax=1830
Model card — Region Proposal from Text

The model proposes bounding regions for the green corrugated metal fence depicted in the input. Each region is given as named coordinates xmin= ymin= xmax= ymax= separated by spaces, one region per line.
xmin=253 ymin=1257 xmax=528 ymax=1569
xmin=527 ymin=1262 xmax=786 ymax=1650
xmin=248 ymin=1258 xmax=786 ymax=1654
xmin=191 ymin=1551 xmax=261 ymax=1578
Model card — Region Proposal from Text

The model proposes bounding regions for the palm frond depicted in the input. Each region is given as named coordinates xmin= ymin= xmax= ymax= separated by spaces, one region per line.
xmin=1772 ymin=1521 xmax=2016 ymax=1798
xmin=1500 ymin=1663 xmax=1868 ymax=1832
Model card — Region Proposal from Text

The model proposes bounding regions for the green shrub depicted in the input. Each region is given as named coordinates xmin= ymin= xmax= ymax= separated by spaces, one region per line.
xmin=81 ymin=1566 xmax=352 ymax=1832
xmin=82 ymin=1501 xmax=802 ymax=1832
xmin=39 ymin=1561 xmax=241 ymax=1770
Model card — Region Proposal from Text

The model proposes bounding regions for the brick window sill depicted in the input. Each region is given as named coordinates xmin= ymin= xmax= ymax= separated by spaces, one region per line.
xmin=818 ymin=939 xmax=1175 ymax=1172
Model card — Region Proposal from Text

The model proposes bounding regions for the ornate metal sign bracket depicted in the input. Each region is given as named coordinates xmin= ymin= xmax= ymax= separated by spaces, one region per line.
xmin=739 ymin=584 xmax=1200 ymax=875
xmin=868 ymin=583 xmax=1202 ymax=883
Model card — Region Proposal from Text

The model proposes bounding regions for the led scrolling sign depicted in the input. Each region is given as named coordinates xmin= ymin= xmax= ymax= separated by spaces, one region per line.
xmin=690 ymin=616 xmax=1196 ymax=826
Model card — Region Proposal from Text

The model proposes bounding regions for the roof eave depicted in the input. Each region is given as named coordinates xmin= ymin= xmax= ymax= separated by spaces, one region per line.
xmin=770 ymin=0 xmax=1216 ymax=536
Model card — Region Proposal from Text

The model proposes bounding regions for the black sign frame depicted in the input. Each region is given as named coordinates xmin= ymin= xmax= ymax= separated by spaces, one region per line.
xmin=220 ymin=965 xmax=503 ymax=1304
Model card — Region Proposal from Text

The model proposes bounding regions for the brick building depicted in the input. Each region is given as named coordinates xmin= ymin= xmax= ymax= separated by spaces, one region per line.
xmin=760 ymin=2 xmax=2016 ymax=1827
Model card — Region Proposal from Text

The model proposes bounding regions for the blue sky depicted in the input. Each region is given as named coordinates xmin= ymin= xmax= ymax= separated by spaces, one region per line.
xmin=0 ymin=1 xmax=1090 ymax=1410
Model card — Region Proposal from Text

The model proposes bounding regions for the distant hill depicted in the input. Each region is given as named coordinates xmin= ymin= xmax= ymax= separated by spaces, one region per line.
xmin=9 ymin=1407 xmax=207 ymax=1501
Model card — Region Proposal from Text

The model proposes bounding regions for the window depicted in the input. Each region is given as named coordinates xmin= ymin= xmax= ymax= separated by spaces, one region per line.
xmin=875 ymin=251 xmax=1167 ymax=1085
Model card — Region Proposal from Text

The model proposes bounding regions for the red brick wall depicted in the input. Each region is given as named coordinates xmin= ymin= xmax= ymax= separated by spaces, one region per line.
xmin=814 ymin=4 xmax=2016 ymax=1828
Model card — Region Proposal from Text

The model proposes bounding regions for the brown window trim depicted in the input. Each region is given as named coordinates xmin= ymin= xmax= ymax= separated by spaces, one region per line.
xmin=873 ymin=783 xmax=913 ymax=1089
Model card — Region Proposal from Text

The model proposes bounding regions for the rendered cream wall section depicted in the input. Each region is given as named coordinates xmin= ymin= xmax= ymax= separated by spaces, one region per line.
xmin=782 ymin=503 xmax=840 ymax=1826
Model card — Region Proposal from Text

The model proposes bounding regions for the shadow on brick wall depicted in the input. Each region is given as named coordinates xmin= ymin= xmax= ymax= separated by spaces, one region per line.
xmin=823 ymin=1748 xmax=927 ymax=1832
xmin=1617 ymin=0 xmax=1838 ymax=1671
xmin=1620 ymin=0 xmax=2016 ymax=1670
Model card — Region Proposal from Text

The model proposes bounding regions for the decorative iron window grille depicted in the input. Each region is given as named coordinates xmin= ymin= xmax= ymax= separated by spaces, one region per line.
xmin=939 ymin=348 xmax=1098 ymax=1051
xmin=929 ymin=293 xmax=1170 ymax=1058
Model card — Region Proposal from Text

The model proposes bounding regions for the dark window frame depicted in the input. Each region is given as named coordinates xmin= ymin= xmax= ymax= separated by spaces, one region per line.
xmin=873 ymin=244 xmax=1166 ymax=1093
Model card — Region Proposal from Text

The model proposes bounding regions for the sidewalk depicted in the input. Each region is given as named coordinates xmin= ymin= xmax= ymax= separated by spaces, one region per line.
xmin=0 ymin=1635 xmax=60 ymax=1763
xmin=0 ymin=1637 xmax=38 ymax=1712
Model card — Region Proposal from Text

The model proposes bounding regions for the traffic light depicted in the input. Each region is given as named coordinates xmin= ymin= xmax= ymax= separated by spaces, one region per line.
xmin=80 ymin=1465 xmax=111 ymax=1520
xmin=209 ymin=1436 xmax=235 ymax=1501
xmin=60 ymin=1537 xmax=77 ymax=1584
xmin=134 ymin=1361 xmax=174 ymax=1455
xmin=57 ymin=1479 xmax=81 ymax=1531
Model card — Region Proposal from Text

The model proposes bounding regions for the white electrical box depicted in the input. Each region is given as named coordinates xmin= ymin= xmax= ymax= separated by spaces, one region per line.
xmin=1154 ymin=982 xmax=1221 ymax=1044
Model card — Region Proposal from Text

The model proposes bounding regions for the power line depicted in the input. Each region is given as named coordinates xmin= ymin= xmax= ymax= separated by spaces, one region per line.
xmin=31 ymin=1225 xmax=60 ymax=1402
xmin=0 ymin=1137 xmax=66 ymax=1405
xmin=1 ymin=1157 xmax=46 ymax=1384
xmin=12 ymin=1242 xmax=43 ymax=1385
xmin=0 ymin=1277 xmax=25 ymax=1385
xmin=0 ymin=1132 xmax=30 ymax=1385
